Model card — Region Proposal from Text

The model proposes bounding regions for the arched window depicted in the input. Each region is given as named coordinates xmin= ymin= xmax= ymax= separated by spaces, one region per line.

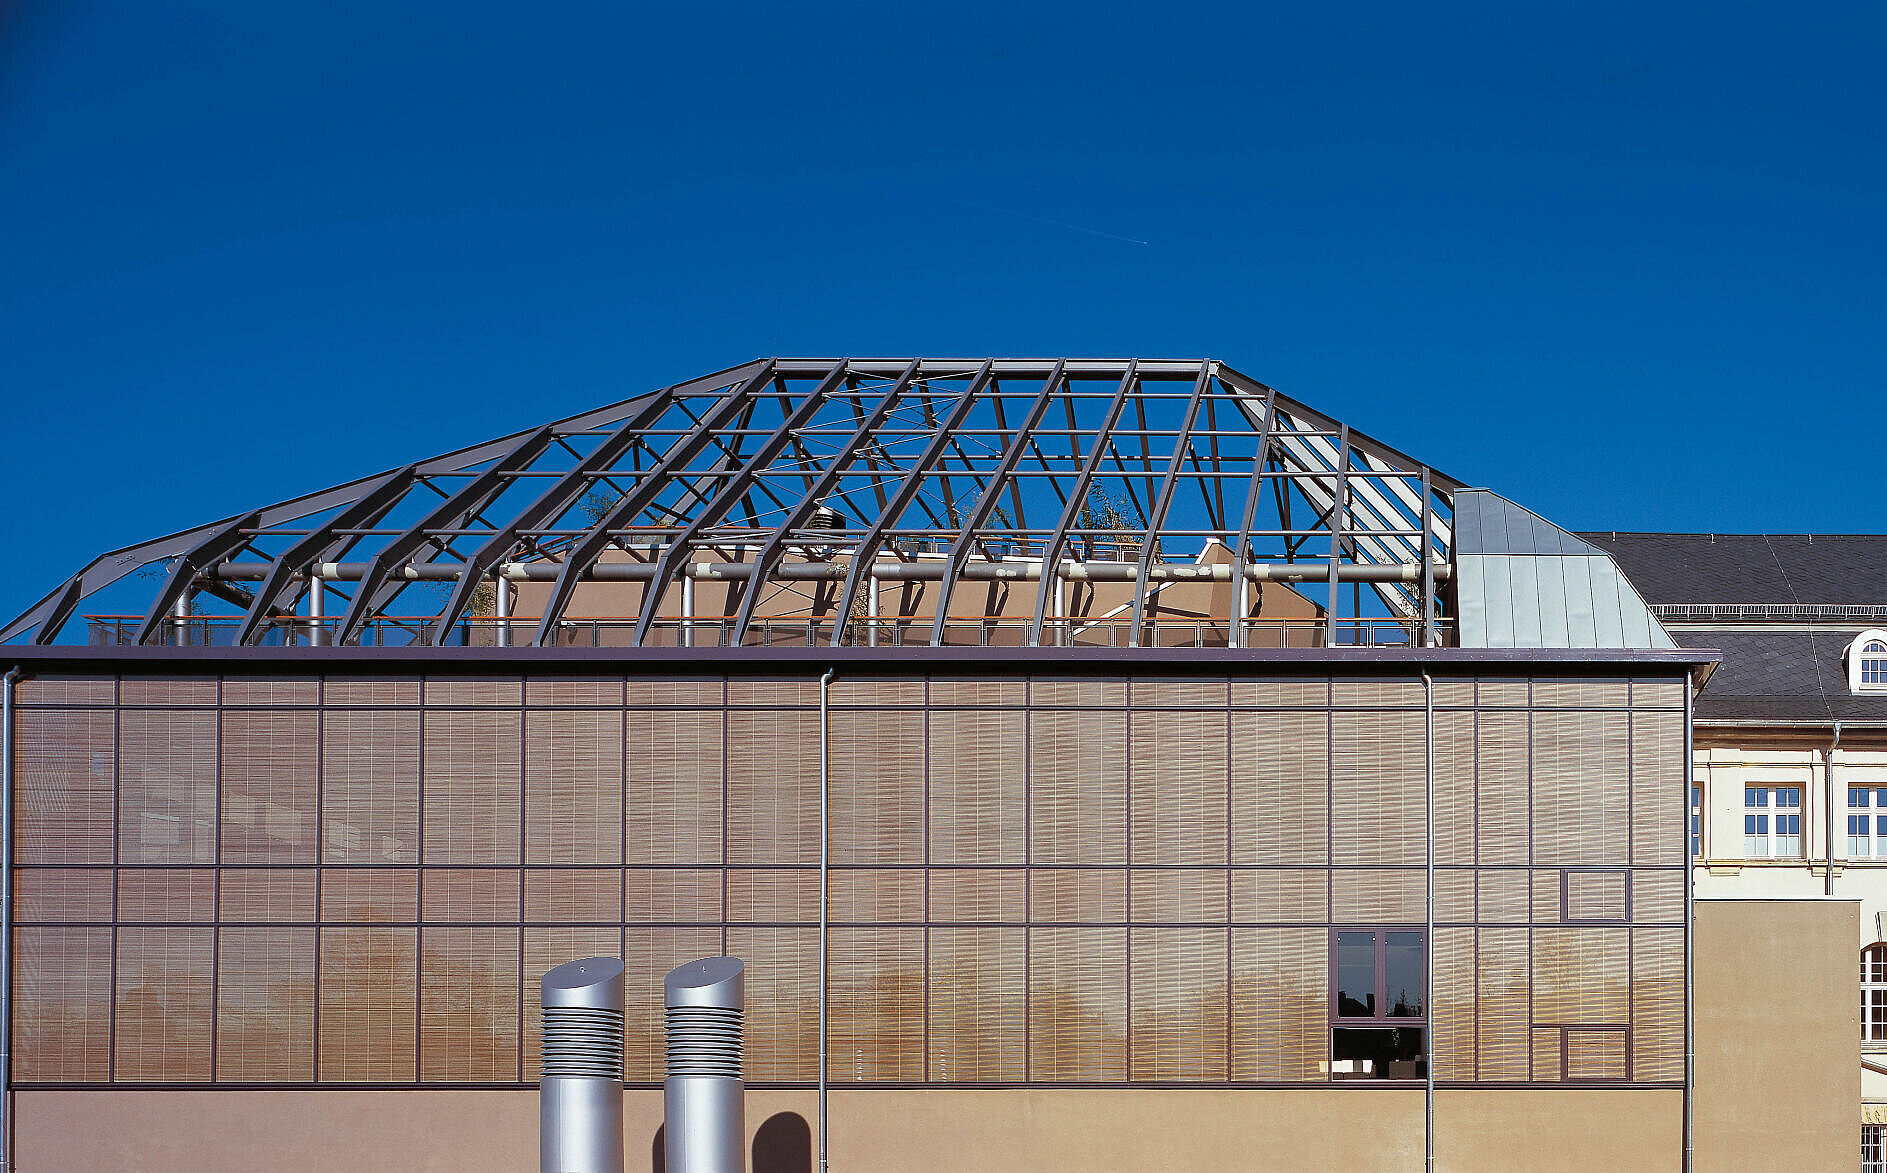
xmin=1864 ymin=945 xmax=1887 ymax=1042
xmin=1848 ymin=630 xmax=1887 ymax=694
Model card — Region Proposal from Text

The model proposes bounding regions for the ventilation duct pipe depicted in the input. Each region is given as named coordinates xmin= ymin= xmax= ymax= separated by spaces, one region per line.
xmin=540 ymin=957 xmax=626 ymax=1173
xmin=664 ymin=956 xmax=746 ymax=1173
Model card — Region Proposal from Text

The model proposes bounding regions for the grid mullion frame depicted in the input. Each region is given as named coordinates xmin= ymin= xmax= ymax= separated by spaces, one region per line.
xmin=8 ymin=669 xmax=1694 ymax=1091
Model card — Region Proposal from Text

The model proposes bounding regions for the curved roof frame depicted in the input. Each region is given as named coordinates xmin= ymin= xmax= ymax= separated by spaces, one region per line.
xmin=3 ymin=357 xmax=1465 ymax=649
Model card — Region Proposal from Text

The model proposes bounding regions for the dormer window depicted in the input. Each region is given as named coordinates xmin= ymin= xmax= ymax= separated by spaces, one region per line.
xmin=1847 ymin=629 xmax=1887 ymax=694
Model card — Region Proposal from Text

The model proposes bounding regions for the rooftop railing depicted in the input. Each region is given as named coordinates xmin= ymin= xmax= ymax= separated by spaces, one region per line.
xmin=87 ymin=614 xmax=1450 ymax=650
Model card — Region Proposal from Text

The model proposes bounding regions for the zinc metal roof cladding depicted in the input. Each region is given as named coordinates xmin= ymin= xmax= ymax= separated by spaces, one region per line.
xmin=1578 ymin=532 xmax=1887 ymax=606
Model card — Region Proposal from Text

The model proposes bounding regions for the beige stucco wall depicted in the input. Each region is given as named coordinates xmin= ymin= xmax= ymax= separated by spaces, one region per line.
xmin=17 ymin=1086 xmax=1687 ymax=1172
xmin=1694 ymin=897 xmax=1858 ymax=1172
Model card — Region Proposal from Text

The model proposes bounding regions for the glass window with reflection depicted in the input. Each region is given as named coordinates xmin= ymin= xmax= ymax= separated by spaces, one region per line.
xmin=1744 ymin=786 xmax=1802 ymax=858
xmin=1330 ymin=928 xmax=1425 ymax=1081
xmin=1851 ymin=788 xmax=1887 ymax=858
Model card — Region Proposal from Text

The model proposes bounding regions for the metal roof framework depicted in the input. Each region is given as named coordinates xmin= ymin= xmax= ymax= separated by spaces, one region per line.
xmin=2 ymin=358 xmax=1466 ymax=649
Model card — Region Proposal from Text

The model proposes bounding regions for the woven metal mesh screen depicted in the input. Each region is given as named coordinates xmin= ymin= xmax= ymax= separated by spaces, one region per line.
xmin=9 ymin=671 xmax=1688 ymax=1088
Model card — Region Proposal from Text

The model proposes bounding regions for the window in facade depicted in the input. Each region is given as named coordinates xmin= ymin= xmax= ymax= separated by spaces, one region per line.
xmin=1744 ymin=786 xmax=1802 ymax=858
xmin=1866 ymin=946 xmax=1887 ymax=1044
xmin=1330 ymin=928 xmax=1425 ymax=1080
xmin=1852 ymin=788 xmax=1887 ymax=858
xmin=1848 ymin=630 xmax=1887 ymax=694
xmin=1690 ymin=784 xmax=1703 ymax=858
xmin=1865 ymin=1123 xmax=1886 ymax=1173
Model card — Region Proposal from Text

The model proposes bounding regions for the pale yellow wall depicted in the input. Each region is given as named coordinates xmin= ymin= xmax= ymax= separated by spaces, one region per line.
xmin=1693 ymin=897 xmax=1858 ymax=1173
xmin=17 ymin=1087 xmax=1686 ymax=1173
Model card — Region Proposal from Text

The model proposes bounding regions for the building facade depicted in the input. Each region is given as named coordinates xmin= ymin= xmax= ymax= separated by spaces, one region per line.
xmin=1587 ymin=532 xmax=1886 ymax=1170
xmin=0 ymin=359 xmax=1852 ymax=1170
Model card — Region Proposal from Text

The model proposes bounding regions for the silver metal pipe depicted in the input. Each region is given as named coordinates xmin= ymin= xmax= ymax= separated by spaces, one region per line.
xmin=305 ymin=571 xmax=324 ymax=646
xmin=1 ymin=665 xmax=19 ymax=1173
xmin=540 ymin=957 xmax=626 ymax=1173
xmin=495 ymin=572 xmax=510 ymax=649
xmin=817 ymin=666 xmax=835 ymax=1173
xmin=1682 ymin=678 xmax=1695 ymax=1173
xmin=209 ymin=559 xmax=1452 ymax=585
xmin=1420 ymin=669 xmax=1435 ymax=1173
xmin=664 ymin=957 xmax=746 ymax=1173
xmin=1826 ymin=720 xmax=1843 ymax=896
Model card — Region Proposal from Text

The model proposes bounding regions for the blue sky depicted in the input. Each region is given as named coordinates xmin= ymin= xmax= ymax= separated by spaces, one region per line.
xmin=3 ymin=2 xmax=1883 ymax=624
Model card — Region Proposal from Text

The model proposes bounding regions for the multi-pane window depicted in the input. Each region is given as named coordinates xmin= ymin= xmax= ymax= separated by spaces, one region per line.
xmin=1690 ymin=784 xmax=1703 ymax=858
xmin=1865 ymin=1123 xmax=1886 ymax=1173
xmin=1330 ymin=928 xmax=1425 ymax=1081
xmin=1864 ymin=946 xmax=1887 ymax=1044
xmin=1744 ymin=786 xmax=1802 ymax=858
xmin=1851 ymin=789 xmax=1887 ymax=858
xmin=1864 ymin=641 xmax=1887 ymax=686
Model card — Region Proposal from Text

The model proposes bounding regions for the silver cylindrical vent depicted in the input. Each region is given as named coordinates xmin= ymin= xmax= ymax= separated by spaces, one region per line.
xmin=541 ymin=957 xmax=626 ymax=1173
xmin=664 ymin=956 xmax=746 ymax=1173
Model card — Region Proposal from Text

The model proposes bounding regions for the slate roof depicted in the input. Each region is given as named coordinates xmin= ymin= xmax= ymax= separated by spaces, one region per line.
xmin=1577 ymin=532 xmax=1887 ymax=606
xmin=1574 ymin=532 xmax=1887 ymax=724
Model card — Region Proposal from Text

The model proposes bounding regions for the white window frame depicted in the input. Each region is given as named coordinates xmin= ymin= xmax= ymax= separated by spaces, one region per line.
xmin=1865 ymin=945 xmax=1887 ymax=1045
xmin=1853 ymin=787 xmax=1887 ymax=858
xmin=1744 ymin=785 xmax=1802 ymax=859
xmin=1848 ymin=629 xmax=1887 ymax=694
xmin=1690 ymin=783 xmax=1704 ymax=858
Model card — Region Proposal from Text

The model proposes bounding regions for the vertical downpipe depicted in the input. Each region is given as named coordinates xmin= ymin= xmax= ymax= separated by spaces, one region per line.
xmin=1 ymin=666 xmax=18 ymax=1173
xmin=1827 ymin=721 xmax=1843 ymax=896
xmin=1420 ymin=670 xmax=1435 ymax=1173
xmin=817 ymin=667 xmax=835 ymax=1173
xmin=1682 ymin=677 xmax=1695 ymax=1173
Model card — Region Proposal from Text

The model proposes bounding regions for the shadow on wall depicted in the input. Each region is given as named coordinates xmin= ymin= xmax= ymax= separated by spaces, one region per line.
xmin=652 ymin=1114 xmax=812 ymax=1173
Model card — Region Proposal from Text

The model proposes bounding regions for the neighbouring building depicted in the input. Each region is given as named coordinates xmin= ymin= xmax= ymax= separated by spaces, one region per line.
xmin=1586 ymin=531 xmax=1886 ymax=1171
xmin=0 ymin=358 xmax=1854 ymax=1171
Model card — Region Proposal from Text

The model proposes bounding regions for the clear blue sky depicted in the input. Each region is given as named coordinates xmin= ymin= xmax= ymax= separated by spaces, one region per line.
xmin=3 ymin=2 xmax=1882 ymax=624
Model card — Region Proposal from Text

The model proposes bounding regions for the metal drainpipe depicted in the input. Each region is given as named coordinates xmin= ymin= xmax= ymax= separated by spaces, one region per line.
xmin=817 ymin=667 xmax=835 ymax=1173
xmin=2 ymin=665 xmax=20 ymax=1173
xmin=1420 ymin=670 xmax=1434 ymax=1173
xmin=1682 ymin=678 xmax=1694 ymax=1173
xmin=1827 ymin=721 xmax=1843 ymax=897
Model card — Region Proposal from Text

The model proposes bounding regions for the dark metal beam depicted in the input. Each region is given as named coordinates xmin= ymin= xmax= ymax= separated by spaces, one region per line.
xmin=726 ymin=361 xmax=918 ymax=647
xmin=132 ymin=511 xmax=265 ymax=645
xmin=1228 ymin=387 xmax=1280 ymax=649
xmin=530 ymin=363 xmax=776 ymax=646
xmin=334 ymin=425 xmax=557 ymax=647
xmin=1027 ymin=363 xmax=1140 ymax=647
xmin=629 ymin=362 xmax=847 ymax=647
xmin=929 ymin=361 xmax=1063 ymax=646
xmin=1324 ymin=423 xmax=1351 ymax=647
xmin=1127 ymin=364 xmax=1213 ymax=647
xmin=424 ymin=391 xmax=680 ymax=646
xmin=232 ymin=468 xmax=418 ymax=646
xmin=825 ymin=361 xmax=993 ymax=647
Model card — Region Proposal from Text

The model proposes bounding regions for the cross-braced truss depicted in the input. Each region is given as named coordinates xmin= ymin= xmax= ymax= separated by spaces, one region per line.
xmin=3 ymin=358 xmax=1464 ymax=650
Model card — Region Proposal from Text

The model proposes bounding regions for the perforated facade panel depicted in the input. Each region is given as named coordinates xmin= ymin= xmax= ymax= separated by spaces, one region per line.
xmin=9 ymin=670 xmax=1688 ymax=1088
